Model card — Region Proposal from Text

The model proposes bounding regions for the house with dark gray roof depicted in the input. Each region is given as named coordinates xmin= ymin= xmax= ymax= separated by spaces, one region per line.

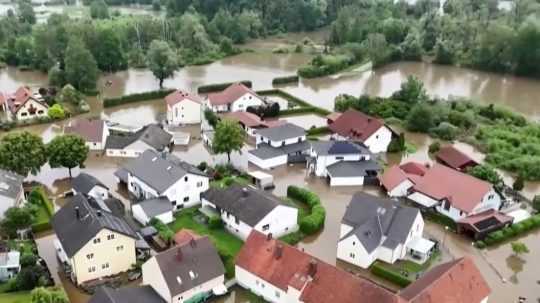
xmin=105 ymin=124 xmax=172 ymax=158
xmin=201 ymin=185 xmax=298 ymax=240
xmin=52 ymin=194 xmax=138 ymax=285
xmin=248 ymin=123 xmax=310 ymax=169
xmin=307 ymin=140 xmax=381 ymax=186
xmin=117 ymin=150 xmax=209 ymax=212
xmin=337 ymin=193 xmax=434 ymax=269
xmin=0 ymin=169 xmax=24 ymax=220
xmin=89 ymin=286 xmax=165 ymax=303
xmin=142 ymin=236 xmax=227 ymax=303
xmin=132 ymin=197 xmax=174 ymax=225
xmin=72 ymin=172 xmax=109 ymax=200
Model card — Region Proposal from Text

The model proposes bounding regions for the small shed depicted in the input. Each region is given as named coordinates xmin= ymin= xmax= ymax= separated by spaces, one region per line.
xmin=247 ymin=171 xmax=274 ymax=190
xmin=435 ymin=145 xmax=478 ymax=171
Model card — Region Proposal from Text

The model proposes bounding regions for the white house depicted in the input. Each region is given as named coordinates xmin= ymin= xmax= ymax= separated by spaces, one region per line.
xmin=5 ymin=87 xmax=48 ymax=121
xmin=165 ymin=90 xmax=202 ymax=125
xmin=337 ymin=193 xmax=434 ymax=269
xmin=201 ymin=185 xmax=298 ymax=240
xmin=205 ymin=83 xmax=265 ymax=113
xmin=248 ymin=123 xmax=310 ymax=169
xmin=0 ymin=251 xmax=20 ymax=282
xmin=222 ymin=111 xmax=285 ymax=137
xmin=0 ymin=169 xmax=25 ymax=220
xmin=117 ymin=150 xmax=209 ymax=212
xmin=327 ymin=109 xmax=394 ymax=154
xmin=51 ymin=194 xmax=138 ymax=285
xmin=64 ymin=119 xmax=110 ymax=151
xmin=307 ymin=141 xmax=380 ymax=186
xmin=132 ymin=197 xmax=174 ymax=225
xmin=105 ymin=124 xmax=172 ymax=158
xmin=142 ymin=236 xmax=226 ymax=303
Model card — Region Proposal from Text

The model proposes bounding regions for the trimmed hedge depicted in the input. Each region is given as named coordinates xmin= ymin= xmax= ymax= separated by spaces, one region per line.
xmin=272 ymin=75 xmax=299 ymax=85
xmin=423 ymin=211 xmax=457 ymax=231
xmin=480 ymin=214 xmax=540 ymax=247
xmin=370 ymin=262 xmax=412 ymax=287
xmin=307 ymin=126 xmax=330 ymax=136
xmin=287 ymin=186 xmax=325 ymax=235
xmin=29 ymin=187 xmax=54 ymax=233
xmin=197 ymin=81 xmax=252 ymax=94
xmin=103 ymin=89 xmax=175 ymax=107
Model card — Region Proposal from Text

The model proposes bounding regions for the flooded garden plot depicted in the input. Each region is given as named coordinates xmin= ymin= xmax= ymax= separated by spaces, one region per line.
xmin=280 ymin=113 xmax=327 ymax=130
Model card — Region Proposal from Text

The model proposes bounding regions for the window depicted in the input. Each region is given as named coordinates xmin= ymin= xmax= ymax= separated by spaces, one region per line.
xmin=235 ymin=217 xmax=239 ymax=224
xmin=488 ymin=194 xmax=494 ymax=200
xmin=349 ymin=253 xmax=355 ymax=259
xmin=175 ymin=108 xmax=178 ymax=117
xmin=93 ymin=238 xmax=101 ymax=244
xmin=38 ymin=110 xmax=44 ymax=114
xmin=255 ymin=280 xmax=259 ymax=286
xmin=184 ymin=176 xmax=188 ymax=182
xmin=298 ymin=137 xmax=302 ymax=143
xmin=87 ymin=253 xmax=94 ymax=259
xmin=116 ymin=245 xmax=124 ymax=251
xmin=102 ymin=263 xmax=110 ymax=269
xmin=459 ymin=211 xmax=463 ymax=216
xmin=21 ymin=113 xmax=28 ymax=117
xmin=336 ymin=156 xmax=344 ymax=160
xmin=281 ymin=141 xmax=285 ymax=146
xmin=262 ymin=224 xmax=270 ymax=231
xmin=197 ymin=181 xmax=203 ymax=187
xmin=275 ymin=291 xmax=280 ymax=298
xmin=171 ymin=201 xmax=177 ymax=206
xmin=183 ymin=197 xmax=189 ymax=202
xmin=352 ymin=241 xmax=355 ymax=246
xmin=444 ymin=200 xmax=450 ymax=211
xmin=88 ymin=266 xmax=96 ymax=273
xmin=107 ymin=234 xmax=115 ymax=240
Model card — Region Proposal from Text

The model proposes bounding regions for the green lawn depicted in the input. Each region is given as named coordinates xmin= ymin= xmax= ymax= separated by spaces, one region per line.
xmin=7 ymin=240 xmax=36 ymax=255
xmin=210 ymin=176 xmax=249 ymax=189
xmin=168 ymin=207 xmax=244 ymax=279
xmin=375 ymin=250 xmax=442 ymax=282
xmin=0 ymin=291 xmax=32 ymax=303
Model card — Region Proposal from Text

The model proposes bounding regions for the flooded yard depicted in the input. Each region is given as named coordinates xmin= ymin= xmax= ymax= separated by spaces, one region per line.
xmin=280 ymin=113 xmax=327 ymax=130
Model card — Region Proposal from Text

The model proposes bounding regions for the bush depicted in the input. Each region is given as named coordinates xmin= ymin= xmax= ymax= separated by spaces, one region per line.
xmin=103 ymin=89 xmax=175 ymax=107
xmin=306 ymin=126 xmax=330 ymax=136
xmin=475 ymin=240 xmax=486 ymax=249
xmin=287 ymin=186 xmax=325 ymax=235
xmin=533 ymin=195 xmax=540 ymax=212
xmin=512 ymin=175 xmax=525 ymax=191
xmin=483 ymin=214 xmax=540 ymax=246
xmin=20 ymin=253 xmax=37 ymax=267
xmin=197 ymin=81 xmax=252 ymax=94
xmin=197 ymin=161 xmax=208 ymax=171
xmin=272 ymin=75 xmax=299 ymax=85
xmin=208 ymin=216 xmax=223 ymax=229
xmin=430 ymin=122 xmax=460 ymax=141
xmin=388 ymin=133 xmax=406 ymax=153
xmin=47 ymin=104 xmax=65 ymax=120
xmin=150 ymin=218 xmax=174 ymax=243
xmin=428 ymin=141 xmax=441 ymax=153
xmin=370 ymin=262 xmax=412 ymax=287
xmin=298 ymin=54 xmax=354 ymax=78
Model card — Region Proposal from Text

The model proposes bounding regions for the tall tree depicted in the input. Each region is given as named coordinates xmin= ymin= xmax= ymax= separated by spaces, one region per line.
xmin=147 ymin=40 xmax=177 ymax=88
xmin=1 ymin=206 xmax=33 ymax=237
xmin=17 ymin=0 xmax=36 ymax=24
xmin=64 ymin=38 xmax=99 ymax=92
xmin=47 ymin=134 xmax=89 ymax=178
xmin=90 ymin=0 xmax=110 ymax=19
xmin=93 ymin=26 xmax=127 ymax=72
xmin=212 ymin=119 xmax=246 ymax=163
xmin=0 ymin=132 xmax=47 ymax=176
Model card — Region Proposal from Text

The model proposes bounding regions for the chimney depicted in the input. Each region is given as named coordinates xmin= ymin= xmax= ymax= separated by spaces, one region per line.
xmin=75 ymin=206 xmax=80 ymax=220
xmin=242 ymin=187 xmax=249 ymax=197
xmin=274 ymin=244 xmax=283 ymax=260
xmin=176 ymin=247 xmax=183 ymax=262
xmin=308 ymin=259 xmax=317 ymax=277
xmin=266 ymin=233 xmax=273 ymax=241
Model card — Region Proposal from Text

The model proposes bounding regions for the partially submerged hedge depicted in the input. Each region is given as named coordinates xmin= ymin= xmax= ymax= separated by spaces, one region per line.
xmin=197 ymin=81 xmax=252 ymax=94
xmin=370 ymin=262 xmax=412 ymax=287
xmin=272 ymin=75 xmax=299 ymax=85
xmin=287 ymin=186 xmax=325 ymax=235
xmin=29 ymin=187 xmax=54 ymax=233
xmin=104 ymin=89 xmax=175 ymax=107
xmin=477 ymin=214 xmax=540 ymax=247
xmin=306 ymin=126 xmax=330 ymax=136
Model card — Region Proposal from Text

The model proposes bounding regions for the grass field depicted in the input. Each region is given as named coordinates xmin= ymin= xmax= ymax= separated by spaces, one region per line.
xmin=0 ymin=291 xmax=32 ymax=303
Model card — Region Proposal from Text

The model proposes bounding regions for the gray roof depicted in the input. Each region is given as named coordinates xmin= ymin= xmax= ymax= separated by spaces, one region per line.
xmin=72 ymin=173 xmax=108 ymax=194
xmin=202 ymin=185 xmax=282 ymax=226
xmin=341 ymin=193 xmax=420 ymax=253
xmin=311 ymin=141 xmax=370 ymax=156
xmin=0 ymin=169 xmax=23 ymax=199
xmin=52 ymin=194 xmax=137 ymax=257
xmin=255 ymin=123 xmax=305 ymax=141
xmin=153 ymin=237 xmax=225 ymax=297
xmin=122 ymin=150 xmax=206 ymax=194
xmin=248 ymin=140 xmax=311 ymax=160
xmin=105 ymin=124 xmax=172 ymax=150
xmin=135 ymin=197 xmax=173 ymax=218
xmin=89 ymin=286 xmax=165 ymax=303
xmin=114 ymin=168 xmax=129 ymax=183
xmin=326 ymin=160 xmax=381 ymax=178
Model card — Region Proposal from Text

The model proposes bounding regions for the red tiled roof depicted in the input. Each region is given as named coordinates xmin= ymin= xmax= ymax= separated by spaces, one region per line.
xmin=173 ymin=229 xmax=202 ymax=246
xmin=236 ymin=231 xmax=401 ymax=303
xmin=399 ymin=162 xmax=428 ymax=176
xmin=457 ymin=209 xmax=513 ymax=231
xmin=328 ymin=109 xmax=385 ymax=142
xmin=435 ymin=145 xmax=478 ymax=170
xmin=165 ymin=90 xmax=202 ymax=107
xmin=6 ymin=87 xmax=47 ymax=114
xmin=223 ymin=111 xmax=285 ymax=128
xmin=412 ymin=164 xmax=492 ymax=213
xmin=325 ymin=112 xmax=342 ymax=123
xmin=379 ymin=165 xmax=410 ymax=191
xmin=64 ymin=119 xmax=105 ymax=143
xmin=399 ymin=257 xmax=491 ymax=303
xmin=207 ymin=83 xmax=259 ymax=106
xmin=0 ymin=92 xmax=5 ymax=106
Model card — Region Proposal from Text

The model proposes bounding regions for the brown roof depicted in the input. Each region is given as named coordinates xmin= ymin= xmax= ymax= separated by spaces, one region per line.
xmin=379 ymin=162 xmax=427 ymax=192
xmin=173 ymin=229 xmax=202 ymax=246
xmin=64 ymin=119 xmax=105 ymax=143
xmin=457 ymin=209 xmax=513 ymax=232
xmin=223 ymin=111 xmax=285 ymax=128
xmin=236 ymin=231 xmax=401 ymax=303
xmin=399 ymin=162 xmax=428 ymax=176
xmin=328 ymin=109 xmax=386 ymax=142
xmin=412 ymin=164 xmax=492 ymax=213
xmin=399 ymin=257 xmax=490 ymax=303
xmin=325 ymin=112 xmax=342 ymax=123
xmin=207 ymin=83 xmax=259 ymax=106
xmin=435 ymin=146 xmax=478 ymax=170
xmin=7 ymin=87 xmax=48 ymax=114
xmin=165 ymin=90 xmax=202 ymax=107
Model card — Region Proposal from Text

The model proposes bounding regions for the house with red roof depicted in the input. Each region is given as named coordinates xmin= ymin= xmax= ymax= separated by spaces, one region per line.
xmin=165 ymin=90 xmax=202 ymax=125
xmin=222 ymin=111 xmax=285 ymax=136
xmin=328 ymin=109 xmax=394 ymax=153
xmin=4 ymin=87 xmax=48 ymax=121
xmin=435 ymin=145 xmax=478 ymax=171
xmin=205 ymin=83 xmax=265 ymax=113
xmin=379 ymin=162 xmax=427 ymax=197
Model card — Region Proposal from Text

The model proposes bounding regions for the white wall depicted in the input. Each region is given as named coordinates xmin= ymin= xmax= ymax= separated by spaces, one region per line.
xmin=310 ymin=152 xmax=370 ymax=177
xmin=235 ymin=266 xmax=295 ymax=303
xmin=15 ymin=98 xmax=48 ymax=121
xmin=364 ymin=126 xmax=393 ymax=154
xmin=256 ymin=134 xmax=306 ymax=148
xmin=436 ymin=189 xmax=500 ymax=222
xmin=142 ymin=257 xmax=172 ymax=302
xmin=87 ymin=185 xmax=109 ymax=201
xmin=337 ymin=233 xmax=376 ymax=269
xmin=132 ymin=205 xmax=173 ymax=225
xmin=230 ymin=93 xmax=265 ymax=112
xmin=248 ymin=152 xmax=287 ymax=170
xmin=254 ymin=205 xmax=298 ymax=239
xmin=202 ymin=198 xmax=253 ymax=240
xmin=0 ymin=195 xmax=18 ymax=220
xmin=173 ymin=275 xmax=225 ymax=303
xmin=168 ymin=100 xmax=201 ymax=125
xmin=162 ymin=173 xmax=209 ymax=211
xmin=388 ymin=180 xmax=414 ymax=198
xmin=329 ymin=176 xmax=365 ymax=187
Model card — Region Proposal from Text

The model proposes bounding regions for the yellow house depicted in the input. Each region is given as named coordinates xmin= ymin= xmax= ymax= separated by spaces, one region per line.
xmin=52 ymin=194 xmax=137 ymax=285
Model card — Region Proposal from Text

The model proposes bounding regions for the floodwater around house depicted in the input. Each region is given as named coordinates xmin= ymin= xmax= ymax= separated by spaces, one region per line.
xmin=1 ymin=35 xmax=540 ymax=302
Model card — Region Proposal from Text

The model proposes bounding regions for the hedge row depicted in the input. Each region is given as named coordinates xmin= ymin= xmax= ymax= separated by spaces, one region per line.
xmin=32 ymin=221 xmax=52 ymax=233
xmin=256 ymin=89 xmax=312 ymax=108
xmin=272 ymin=75 xmax=299 ymax=85
xmin=35 ymin=187 xmax=54 ymax=217
xmin=197 ymin=81 xmax=252 ymax=94
xmin=287 ymin=186 xmax=325 ymax=235
xmin=103 ymin=89 xmax=175 ymax=107
xmin=477 ymin=214 xmax=540 ymax=247
xmin=370 ymin=262 xmax=412 ymax=287
xmin=306 ymin=126 xmax=330 ymax=136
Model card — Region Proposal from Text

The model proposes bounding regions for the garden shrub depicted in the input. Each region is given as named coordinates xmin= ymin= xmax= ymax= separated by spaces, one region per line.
xmin=370 ymin=262 xmax=411 ymax=287
xmin=430 ymin=122 xmax=459 ymax=140
xmin=272 ymin=75 xmax=299 ymax=85
xmin=483 ymin=214 xmax=540 ymax=246
xmin=208 ymin=216 xmax=223 ymax=229
xmin=287 ymin=186 xmax=325 ymax=235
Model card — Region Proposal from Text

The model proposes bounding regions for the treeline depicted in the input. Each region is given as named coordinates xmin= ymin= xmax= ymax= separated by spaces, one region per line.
xmin=322 ymin=0 xmax=540 ymax=78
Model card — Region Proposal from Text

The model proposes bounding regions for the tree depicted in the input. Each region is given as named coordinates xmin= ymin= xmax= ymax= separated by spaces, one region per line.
xmin=47 ymin=135 xmax=89 ymax=178
xmin=212 ymin=119 xmax=245 ymax=163
xmin=31 ymin=287 xmax=69 ymax=303
xmin=47 ymin=104 xmax=65 ymax=120
xmin=513 ymin=174 xmax=525 ymax=191
xmin=15 ymin=265 xmax=46 ymax=290
xmin=204 ymin=108 xmax=218 ymax=128
xmin=511 ymin=241 xmax=529 ymax=256
xmin=147 ymin=40 xmax=177 ymax=88
xmin=0 ymin=132 xmax=47 ymax=176
xmin=93 ymin=26 xmax=127 ymax=72
xmin=514 ymin=19 xmax=540 ymax=77
xmin=48 ymin=65 xmax=66 ymax=88
xmin=64 ymin=38 xmax=99 ymax=92
xmin=57 ymin=85 xmax=83 ymax=105
xmin=434 ymin=39 xmax=455 ymax=65
xmin=90 ymin=0 xmax=109 ymax=19
xmin=400 ymin=32 xmax=423 ymax=61
xmin=466 ymin=165 xmax=503 ymax=187
xmin=393 ymin=75 xmax=428 ymax=104
xmin=406 ymin=104 xmax=435 ymax=132
xmin=1 ymin=207 xmax=33 ymax=237
xmin=17 ymin=0 xmax=36 ymax=24
xmin=362 ymin=33 xmax=391 ymax=67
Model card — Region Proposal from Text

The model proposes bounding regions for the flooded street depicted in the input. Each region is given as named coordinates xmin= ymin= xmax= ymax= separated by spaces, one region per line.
xmin=1 ymin=35 xmax=539 ymax=302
